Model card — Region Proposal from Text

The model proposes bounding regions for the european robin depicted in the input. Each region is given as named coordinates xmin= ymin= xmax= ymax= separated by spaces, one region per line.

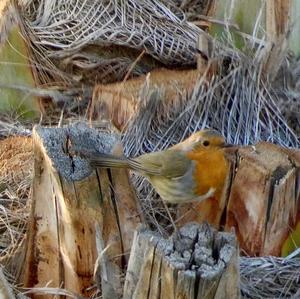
xmin=88 ymin=129 xmax=231 ymax=204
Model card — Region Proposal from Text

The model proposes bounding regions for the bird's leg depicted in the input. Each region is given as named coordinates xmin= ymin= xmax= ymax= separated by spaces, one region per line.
xmin=162 ymin=200 xmax=178 ymax=234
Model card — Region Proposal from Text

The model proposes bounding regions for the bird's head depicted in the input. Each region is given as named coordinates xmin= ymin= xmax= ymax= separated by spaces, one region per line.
xmin=176 ymin=129 xmax=229 ymax=151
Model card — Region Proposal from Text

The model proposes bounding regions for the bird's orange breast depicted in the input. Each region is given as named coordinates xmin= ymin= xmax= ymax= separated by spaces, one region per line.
xmin=186 ymin=148 xmax=229 ymax=197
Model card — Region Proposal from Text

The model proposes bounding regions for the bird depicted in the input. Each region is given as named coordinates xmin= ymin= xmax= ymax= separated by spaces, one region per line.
xmin=88 ymin=129 xmax=231 ymax=204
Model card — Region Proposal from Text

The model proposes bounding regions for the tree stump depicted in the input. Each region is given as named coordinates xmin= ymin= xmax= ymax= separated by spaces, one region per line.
xmin=123 ymin=222 xmax=240 ymax=299
xmin=225 ymin=142 xmax=299 ymax=256
xmin=22 ymin=123 xmax=142 ymax=298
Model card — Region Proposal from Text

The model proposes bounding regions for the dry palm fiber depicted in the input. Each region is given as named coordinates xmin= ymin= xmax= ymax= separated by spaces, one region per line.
xmin=161 ymin=0 xmax=214 ymax=22
xmin=121 ymin=36 xmax=300 ymax=234
xmin=122 ymin=55 xmax=299 ymax=151
xmin=272 ymin=55 xmax=300 ymax=136
xmin=0 ymin=136 xmax=32 ymax=257
xmin=0 ymin=115 xmax=31 ymax=139
xmin=20 ymin=0 xmax=202 ymax=85
xmin=240 ymin=255 xmax=300 ymax=298
xmin=0 ymin=135 xmax=32 ymax=298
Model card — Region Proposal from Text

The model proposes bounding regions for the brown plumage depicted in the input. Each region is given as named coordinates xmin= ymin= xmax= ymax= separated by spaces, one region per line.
xmin=89 ymin=129 xmax=230 ymax=204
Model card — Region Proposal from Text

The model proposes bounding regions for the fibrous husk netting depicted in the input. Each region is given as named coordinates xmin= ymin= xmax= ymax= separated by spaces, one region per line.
xmin=0 ymin=0 xmax=300 ymax=298
xmin=21 ymin=0 xmax=202 ymax=85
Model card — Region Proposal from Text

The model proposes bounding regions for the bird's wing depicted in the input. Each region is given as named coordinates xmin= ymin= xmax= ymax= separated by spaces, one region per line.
xmin=134 ymin=149 xmax=190 ymax=178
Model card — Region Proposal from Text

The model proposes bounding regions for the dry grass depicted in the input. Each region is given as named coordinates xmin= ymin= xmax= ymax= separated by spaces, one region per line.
xmin=0 ymin=136 xmax=32 ymax=253
xmin=0 ymin=115 xmax=31 ymax=139
xmin=240 ymin=255 xmax=300 ymax=298
xmin=0 ymin=132 xmax=33 ymax=297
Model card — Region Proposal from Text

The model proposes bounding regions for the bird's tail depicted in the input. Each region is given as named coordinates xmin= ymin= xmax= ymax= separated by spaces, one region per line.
xmin=88 ymin=153 xmax=160 ymax=175
xmin=89 ymin=153 xmax=141 ymax=171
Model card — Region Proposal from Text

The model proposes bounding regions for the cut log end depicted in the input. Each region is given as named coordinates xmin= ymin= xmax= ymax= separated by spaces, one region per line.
xmin=33 ymin=122 xmax=119 ymax=181
xmin=124 ymin=222 xmax=240 ymax=299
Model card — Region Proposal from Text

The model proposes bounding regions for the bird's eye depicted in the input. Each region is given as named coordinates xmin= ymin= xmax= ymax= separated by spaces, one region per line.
xmin=203 ymin=140 xmax=210 ymax=146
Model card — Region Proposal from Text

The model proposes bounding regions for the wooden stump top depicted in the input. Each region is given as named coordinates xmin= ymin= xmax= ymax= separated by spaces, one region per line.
xmin=34 ymin=122 xmax=119 ymax=181
xmin=124 ymin=222 xmax=240 ymax=299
